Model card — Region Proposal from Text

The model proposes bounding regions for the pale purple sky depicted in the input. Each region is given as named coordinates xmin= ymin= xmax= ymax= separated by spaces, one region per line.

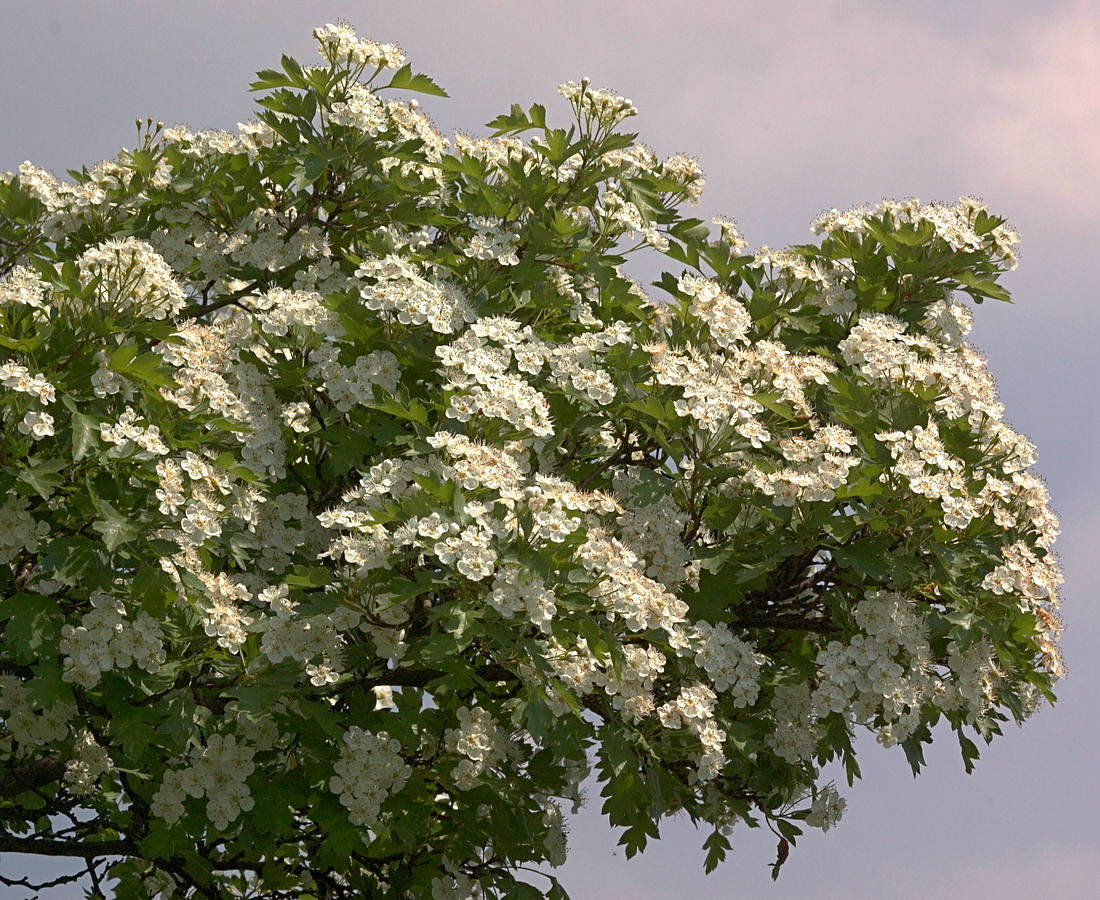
xmin=3 ymin=2 xmax=1098 ymax=897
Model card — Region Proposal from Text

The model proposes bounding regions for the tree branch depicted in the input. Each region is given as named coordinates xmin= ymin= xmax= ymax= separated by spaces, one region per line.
xmin=0 ymin=756 xmax=66 ymax=801
xmin=0 ymin=832 xmax=136 ymax=859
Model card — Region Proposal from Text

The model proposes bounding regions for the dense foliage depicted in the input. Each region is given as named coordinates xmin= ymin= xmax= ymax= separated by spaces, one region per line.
xmin=0 ymin=23 xmax=1063 ymax=899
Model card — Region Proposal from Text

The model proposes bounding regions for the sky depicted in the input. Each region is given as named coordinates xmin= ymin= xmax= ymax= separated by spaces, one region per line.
xmin=2 ymin=1 xmax=1097 ymax=897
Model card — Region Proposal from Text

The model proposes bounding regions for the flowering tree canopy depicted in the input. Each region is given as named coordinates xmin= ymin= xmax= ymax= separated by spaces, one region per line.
xmin=0 ymin=23 xmax=1064 ymax=900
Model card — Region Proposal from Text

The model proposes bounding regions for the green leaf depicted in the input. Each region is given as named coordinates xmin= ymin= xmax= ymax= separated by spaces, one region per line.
xmin=15 ymin=457 xmax=68 ymax=499
xmin=311 ymin=794 xmax=369 ymax=865
xmin=956 ymin=269 xmax=1012 ymax=303
xmin=366 ymin=395 xmax=428 ymax=424
xmin=0 ymin=593 xmax=63 ymax=663
xmin=703 ymin=829 xmax=731 ymax=874
xmin=281 ymin=53 xmax=306 ymax=81
xmin=39 ymin=536 xmax=101 ymax=587
xmin=302 ymin=153 xmax=330 ymax=185
xmin=92 ymin=499 xmax=139 ymax=552
xmin=70 ymin=411 xmax=101 ymax=462
xmin=113 ymin=352 xmax=178 ymax=389
xmin=900 ymin=730 xmax=929 ymax=776
xmin=249 ymin=68 xmax=298 ymax=92
xmin=486 ymin=103 xmax=534 ymax=136
xmin=225 ymin=668 xmax=298 ymax=716
xmin=958 ymin=730 xmax=981 ymax=774
xmin=619 ymin=819 xmax=659 ymax=859
xmin=832 ymin=538 xmax=894 ymax=580
xmin=108 ymin=705 xmax=161 ymax=759
xmin=24 ymin=663 xmax=74 ymax=707
xmin=387 ymin=64 xmax=449 ymax=98
xmin=283 ymin=566 xmax=334 ymax=588
xmin=131 ymin=565 xmax=173 ymax=618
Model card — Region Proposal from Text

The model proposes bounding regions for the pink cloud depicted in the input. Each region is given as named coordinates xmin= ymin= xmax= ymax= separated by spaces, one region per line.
xmin=964 ymin=0 xmax=1100 ymax=219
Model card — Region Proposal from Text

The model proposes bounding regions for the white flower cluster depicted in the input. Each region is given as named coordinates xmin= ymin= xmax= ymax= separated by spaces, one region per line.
xmin=941 ymin=638 xmax=999 ymax=720
xmin=981 ymin=540 xmax=1062 ymax=606
xmin=542 ymin=800 xmax=569 ymax=867
xmin=257 ymin=583 xmax=359 ymax=681
xmin=426 ymin=432 xmax=530 ymax=492
xmin=158 ymin=319 xmax=288 ymax=479
xmin=445 ymin=706 xmax=508 ymax=789
xmin=64 ymin=730 xmax=114 ymax=796
xmin=744 ymin=425 xmax=859 ymax=506
xmin=1 ymin=358 xmax=56 ymax=440
xmin=16 ymin=157 xmax=155 ymax=242
xmin=431 ymin=864 xmax=478 ymax=900
xmin=329 ymin=726 xmax=410 ymax=826
xmin=0 ymin=494 xmax=50 ymax=565
xmin=544 ymin=639 xmax=608 ymax=713
xmin=811 ymin=590 xmax=933 ymax=746
xmin=446 ymin=375 xmax=555 ymax=438
xmin=435 ymin=328 xmax=555 ymax=438
xmin=875 ymin=420 xmax=1055 ymax=543
xmin=152 ymin=201 xmax=324 ymax=291
xmin=0 ymin=265 xmax=49 ymax=312
xmin=0 ymin=675 xmax=75 ymax=749
xmin=163 ymin=123 xmax=278 ymax=160
xmin=840 ymin=312 xmax=939 ymax=385
xmin=1 ymin=360 xmax=56 ymax=404
xmin=841 ymin=306 xmax=1019 ymax=436
xmin=155 ymin=452 xmax=264 ymax=551
xmin=751 ymin=246 xmax=859 ymax=318
xmin=356 ymin=255 xmax=474 ymax=334
xmin=765 ymin=682 xmax=820 ymax=764
xmin=59 ymin=590 xmax=167 ymax=688
xmin=546 ymin=623 xmax=751 ymax=780
xmin=487 ymin=565 xmax=558 ymax=632
xmin=456 ymin=133 xmax=556 ymax=183
xmin=382 ymin=98 xmax=450 ymax=180
xmin=314 ymin=22 xmax=405 ymax=70
xmin=547 ymin=266 xmax=602 ymax=325
xmin=811 ymin=196 xmax=1020 ymax=269
xmin=656 ymin=683 xmax=727 ymax=782
xmin=604 ymin=644 xmax=667 ymax=723
xmin=461 ymin=217 xmax=521 ymax=265
xmin=17 ymin=410 xmax=54 ymax=439
xmin=91 ymin=351 xmax=124 ymax=398
xmin=77 ymin=238 xmax=187 ymax=320
xmin=437 ymin=318 xmax=626 ymax=436
xmin=614 ymin=480 xmax=691 ymax=588
xmin=252 ymin=491 xmax=329 ymax=575
xmin=594 ymin=188 xmax=666 ymax=250
xmin=432 ymin=524 xmax=498 ymax=581
xmin=691 ymin=620 xmax=764 ymax=706
xmin=579 ymin=530 xmax=689 ymax=636
xmin=712 ymin=216 xmax=749 ymax=254
xmin=558 ymin=78 xmax=637 ymax=126
xmin=600 ymin=143 xmax=659 ymax=178
xmin=100 ymin=407 xmax=170 ymax=458
xmin=197 ymin=572 xmax=255 ymax=652
xmin=328 ymin=83 xmax=390 ymax=135
xmin=222 ymin=207 xmax=330 ymax=274
xmin=251 ymin=287 xmax=343 ymax=338
xmin=922 ymin=298 xmax=973 ymax=347
xmin=151 ymin=734 xmax=257 ymax=831
xmin=545 ymin=323 xmax=631 ymax=405
xmin=660 ymin=154 xmax=706 ymax=205
xmin=804 ymin=784 xmax=847 ymax=832
xmin=3 ymin=161 xmax=61 ymax=208
xmin=308 ymin=344 xmax=400 ymax=412
xmin=648 ymin=340 xmax=835 ymax=439
xmin=678 ymin=272 xmax=751 ymax=348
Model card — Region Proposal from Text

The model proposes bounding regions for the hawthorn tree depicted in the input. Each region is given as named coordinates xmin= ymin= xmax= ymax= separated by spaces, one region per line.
xmin=0 ymin=23 xmax=1064 ymax=900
